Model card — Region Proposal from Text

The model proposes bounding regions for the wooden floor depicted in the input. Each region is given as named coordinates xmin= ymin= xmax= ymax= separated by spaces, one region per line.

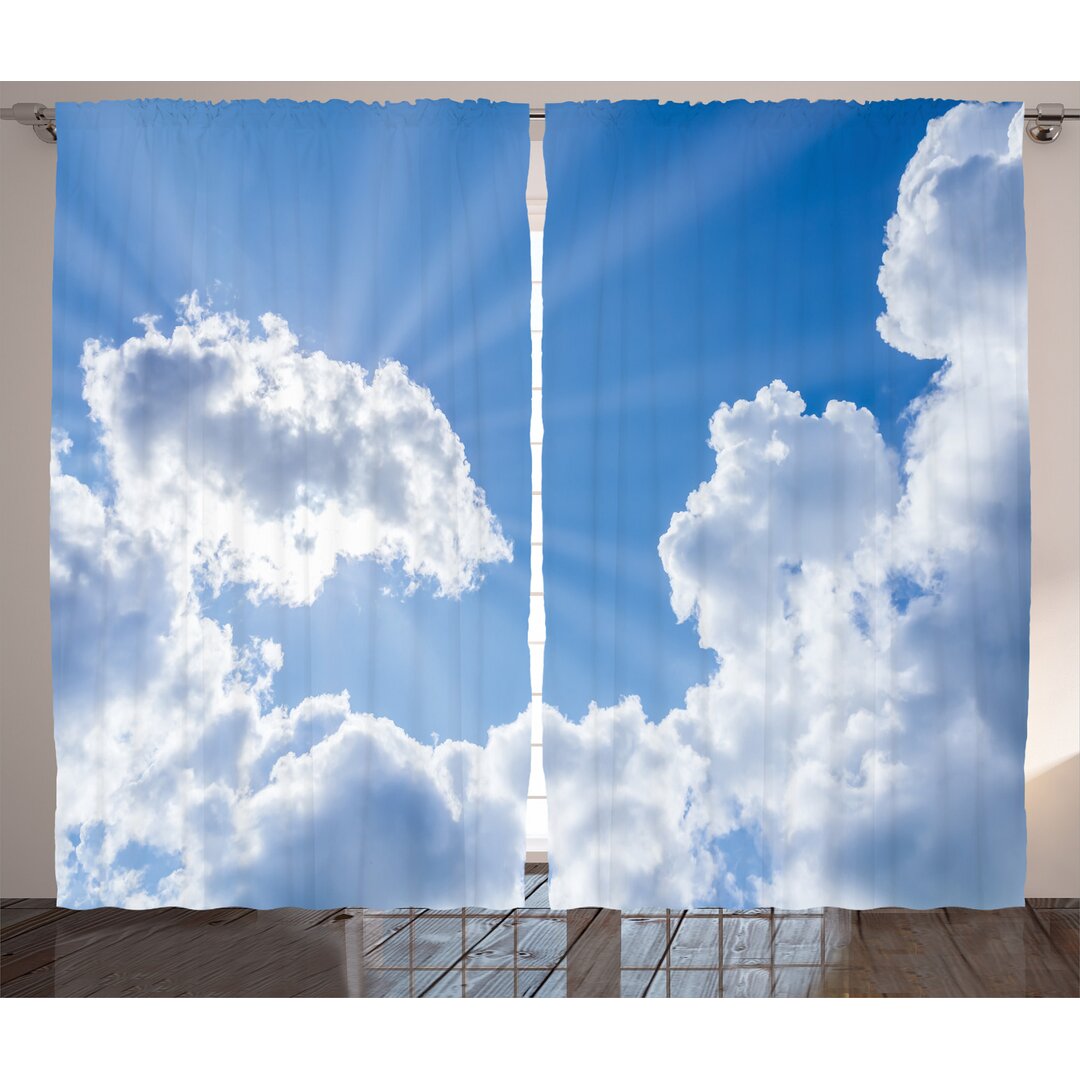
xmin=2 ymin=867 xmax=1076 ymax=997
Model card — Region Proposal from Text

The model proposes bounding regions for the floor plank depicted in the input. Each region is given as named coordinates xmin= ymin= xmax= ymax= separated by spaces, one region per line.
xmin=3 ymin=879 xmax=1076 ymax=998
xmin=669 ymin=913 xmax=720 ymax=968
xmin=723 ymin=915 xmax=774 ymax=967
xmin=465 ymin=914 xmax=567 ymax=971
xmin=621 ymin=914 xmax=669 ymax=969
xmin=566 ymin=908 xmax=621 ymax=997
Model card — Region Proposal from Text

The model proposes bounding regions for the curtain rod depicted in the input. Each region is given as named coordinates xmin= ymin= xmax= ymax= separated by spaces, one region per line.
xmin=4 ymin=102 xmax=1079 ymax=145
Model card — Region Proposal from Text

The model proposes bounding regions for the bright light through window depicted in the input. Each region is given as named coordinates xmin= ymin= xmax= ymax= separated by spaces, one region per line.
xmin=525 ymin=129 xmax=547 ymax=861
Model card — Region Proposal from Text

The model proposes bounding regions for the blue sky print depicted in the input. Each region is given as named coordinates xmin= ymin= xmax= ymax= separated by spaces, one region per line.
xmin=541 ymin=101 xmax=1030 ymax=910
xmin=50 ymin=99 xmax=533 ymax=909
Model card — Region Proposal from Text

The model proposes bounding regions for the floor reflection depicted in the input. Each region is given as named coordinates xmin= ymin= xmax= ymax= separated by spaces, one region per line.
xmin=3 ymin=868 xmax=1076 ymax=997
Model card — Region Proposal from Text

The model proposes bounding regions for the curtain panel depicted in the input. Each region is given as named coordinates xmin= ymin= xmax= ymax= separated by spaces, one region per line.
xmin=50 ymin=99 xmax=534 ymax=909
xmin=540 ymin=100 xmax=1030 ymax=911
xmin=50 ymin=97 xmax=1031 ymax=917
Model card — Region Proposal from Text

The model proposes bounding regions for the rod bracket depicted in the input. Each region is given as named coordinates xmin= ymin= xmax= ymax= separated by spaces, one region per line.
xmin=0 ymin=102 xmax=57 ymax=143
xmin=1026 ymin=103 xmax=1066 ymax=144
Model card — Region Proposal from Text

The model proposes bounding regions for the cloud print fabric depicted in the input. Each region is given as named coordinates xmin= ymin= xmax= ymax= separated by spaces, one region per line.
xmin=51 ymin=99 xmax=533 ymax=909
xmin=51 ymin=98 xmax=1030 ymax=914
xmin=541 ymin=100 xmax=1029 ymax=911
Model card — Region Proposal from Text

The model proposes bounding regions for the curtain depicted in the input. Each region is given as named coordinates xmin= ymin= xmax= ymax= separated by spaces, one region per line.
xmin=541 ymin=100 xmax=1030 ymax=911
xmin=50 ymin=99 xmax=534 ymax=910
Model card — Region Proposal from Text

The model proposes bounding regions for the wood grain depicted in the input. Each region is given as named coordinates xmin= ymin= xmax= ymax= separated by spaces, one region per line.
xmin=566 ymin=908 xmax=621 ymax=997
xmin=2 ymin=871 xmax=1076 ymax=998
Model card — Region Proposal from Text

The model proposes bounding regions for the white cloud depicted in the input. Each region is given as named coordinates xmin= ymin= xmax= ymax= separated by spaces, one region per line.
xmin=659 ymin=380 xmax=899 ymax=661
xmin=876 ymin=103 xmax=1026 ymax=364
xmin=546 ymin=103 xmax=1029 ymax=911
xmin=544 ymin=698 xmax=718 ymax=909
xmin=881 ymin=104 xmax=1029 ymax=575
xmin=81 ymin=295 xmax=511 ymax=606
xmin=52 ymin=305 xmax=528 ymax=909
xmin=546 ymin=392 xmax=911 ymax=909
xmin=207 ymin=704 xmax=530 ymax=910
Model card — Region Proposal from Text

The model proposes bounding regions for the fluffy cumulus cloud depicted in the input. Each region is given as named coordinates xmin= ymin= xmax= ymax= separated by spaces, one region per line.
xmin=543 ymin=698 xmax=720 ymax=906
xmin=52 ymin=301 xmax=527 ymax=909
xmin=659 ymin=381 xmax=899 ymax=661
xmin=81 ymin=294 xmax=510 ymax=606
xmin=546 ymin=102 xmax=1029 ymax=911
xmin=876 ymin=103 xmax=1026 ymax=364
xmin=210 ymin=703 xmax=530 ymax=909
